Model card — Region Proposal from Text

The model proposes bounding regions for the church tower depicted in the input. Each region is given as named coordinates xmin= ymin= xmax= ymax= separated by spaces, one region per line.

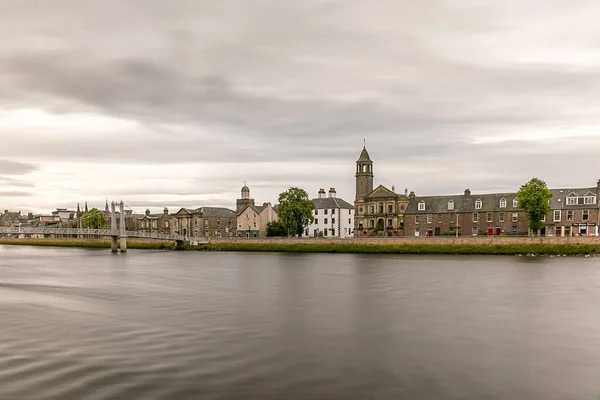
xmin=355 ymin=146 xmax=374 ymax=201
xmin=236 ymin=182 xmax=256 ymax=213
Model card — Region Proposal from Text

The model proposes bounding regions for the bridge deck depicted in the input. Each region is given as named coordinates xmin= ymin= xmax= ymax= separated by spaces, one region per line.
xmin=0 ymin=227 xmax=208 ymax=243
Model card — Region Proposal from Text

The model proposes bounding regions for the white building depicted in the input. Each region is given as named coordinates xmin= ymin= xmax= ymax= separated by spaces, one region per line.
xmin=304 ymin=188 xmax=354 ymax=238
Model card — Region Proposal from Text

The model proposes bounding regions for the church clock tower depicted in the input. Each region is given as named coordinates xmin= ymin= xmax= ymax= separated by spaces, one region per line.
xmin=355 ymin=146 xmax=374 ymax=202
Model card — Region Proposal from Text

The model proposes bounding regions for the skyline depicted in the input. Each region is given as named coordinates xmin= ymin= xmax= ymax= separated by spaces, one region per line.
xmin=3 ymin=1 xmax=600 ymax=213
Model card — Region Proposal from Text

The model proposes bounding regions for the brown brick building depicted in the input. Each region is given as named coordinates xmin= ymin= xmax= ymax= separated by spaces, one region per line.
xmin=354 ymin=146 xmax=600 ymax=237
xmin=171 ymin=207 xmax=237 ymax=239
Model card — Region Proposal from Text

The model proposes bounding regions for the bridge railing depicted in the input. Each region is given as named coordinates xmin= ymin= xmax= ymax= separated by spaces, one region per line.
xmin=0 ymin=227 xmax=190 ymax=242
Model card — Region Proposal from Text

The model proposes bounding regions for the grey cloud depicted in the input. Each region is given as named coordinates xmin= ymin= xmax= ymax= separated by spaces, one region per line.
xmin=0 ymin=160 xmax=38 ymax=175
xmin=0 ymin=191 xmax=32 ymax=197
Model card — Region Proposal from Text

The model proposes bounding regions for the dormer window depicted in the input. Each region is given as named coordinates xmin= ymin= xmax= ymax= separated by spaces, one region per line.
xmin=499 ymin=198 xmax=506 ymax=208
xmin=448 ymin=200 xmax=454 ymax=210
xmin=585 ymin=196 xmax=596 ymax=205
xmin=475 ymin=199 xmax=482 ymax=210
xmin=513 ymin=198 xmax=518 ymax=208
xmin=418 ymin=201 xmax=425 ymax=211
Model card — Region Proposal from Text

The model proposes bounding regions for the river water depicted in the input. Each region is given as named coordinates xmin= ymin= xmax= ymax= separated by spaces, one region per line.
xmin=1 ymin=246 xmax=600 ymax=399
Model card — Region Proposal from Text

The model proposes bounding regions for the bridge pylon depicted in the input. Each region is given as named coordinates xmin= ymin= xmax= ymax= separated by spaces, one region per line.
xmin=110 ymin=201 xmax=118 ymax=252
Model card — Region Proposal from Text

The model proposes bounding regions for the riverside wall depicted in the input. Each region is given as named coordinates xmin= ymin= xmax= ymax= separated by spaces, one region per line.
xmin=211 ymin=236 xmax=600 ymax=246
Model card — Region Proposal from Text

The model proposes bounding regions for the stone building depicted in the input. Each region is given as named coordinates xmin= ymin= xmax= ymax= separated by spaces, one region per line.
xmin=235 ymin=184 xmax=278 ymax=238
xmin=132 ymin=208 xmax=171 ymax=234
xmin=354 ymin=145 xmax=600 ymax=237
xmin=354 ymin=146 xmax=411 ymax=237
xmin=171 ymin=207 xmax=237 ymax=239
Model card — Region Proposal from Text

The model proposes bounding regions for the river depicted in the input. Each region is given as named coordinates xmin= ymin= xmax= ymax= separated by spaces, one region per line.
xmin=1 ymin=245 xmax=600 ymax=399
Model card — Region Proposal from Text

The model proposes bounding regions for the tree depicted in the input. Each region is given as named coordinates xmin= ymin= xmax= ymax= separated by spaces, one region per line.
xmin=517 ymin=178 xmax=553 ymax=234
xmin=81 ymin=208 xmax=107 ymax=229
xmin=266 ymin=220 xmax=286 ymax=237
xmin=277 ymin=187 xmax=314 ymax=237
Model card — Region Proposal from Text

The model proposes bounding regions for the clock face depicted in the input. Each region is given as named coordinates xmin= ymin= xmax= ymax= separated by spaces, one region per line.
xmin=400 ymin=205 xmax=405 ymax=211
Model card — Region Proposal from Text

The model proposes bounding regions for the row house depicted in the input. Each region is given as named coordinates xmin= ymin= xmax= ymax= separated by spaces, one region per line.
xmin=171 ymin=207 xmax=237 ymax=239
xmin=303 ymin=188 xmax=355 ymax=238
xmin=354 ymin=145 xmax=600 ymax=237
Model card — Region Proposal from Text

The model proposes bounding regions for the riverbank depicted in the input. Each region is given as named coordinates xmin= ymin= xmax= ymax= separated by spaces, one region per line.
xmin=2 ymin=237 xmax=600 ymax=255
xmin=191 ymin=241 xmax=599 ymax=255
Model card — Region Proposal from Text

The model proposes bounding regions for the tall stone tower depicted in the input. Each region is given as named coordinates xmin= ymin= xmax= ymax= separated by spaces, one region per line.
xmin=355 ymin=146 xmax=374 ymax=201
xmin=236 ymin=182 xmax=255 ymax=213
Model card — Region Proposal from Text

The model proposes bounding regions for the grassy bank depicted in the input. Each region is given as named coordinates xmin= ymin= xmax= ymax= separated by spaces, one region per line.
xmin=0 ymin=239 xmax=173 ymax=250
xmin=190 ymin=242 xmax=600 ymax=255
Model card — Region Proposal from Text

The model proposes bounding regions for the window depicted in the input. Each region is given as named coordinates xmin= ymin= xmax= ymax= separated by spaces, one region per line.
xmin=332 ymin=218 xmax=336 ymax=224
xmin=553 ymin=210 xmax=561 ymax=222
xmin=499 ymin=213 xmax=505 ymax=222
xmin=448 ymin=200 xmax=454 ymax=210
xmin=567 ymin=197 xmax=577 ymax=205
xmin=487 ymin=212 xmax=492 ymax=222
xmin=555 ymin=226 xmax=562 ymax=236
xmin=349 ymin=209 xmax=351 ymax=214
xmin=513 ymin=199 xmax=518 ymax=208
xmin=369 ymin=220 xmax=375 ymax=227
xmin=585 ymin=196 xmax=596 ymax=205
xmin=567 ymin=210 xmax=573 ymax=221
xmin=415 ymin=215 xmax=420 ymax=224
xmin=437 ymin=215 xmax=442 ymax=224
xmin=387 ymin=219 xmax=392 ymax=227
xmin=427 ymin=214 xmax=432 ymax=224
xmin=348 ymin=219 xmax=351 ymax=224
xmin=324 ymin=229 xmax=327 ymax=237
xmin=315 ymin=210 xmax=318 ymax=216
xmin=472 ymin=226 xmax=478 ymax=236
xmin=369 ymin=205 xmax=374 ymax=214
xmin=565 ymin=226 xmax=571 ymax=236
xmin=418 ymin=201 xmax=425 ymax=211
xmin=253 ymin=222 xmax=256 ymax=227
xmin=583 ymin=210 xmax=589 ymax=221
xmin=475 ymin=199 xmax=482 ymax=210
xmin=512 ymin=226 xmax=518 ymax=234
xmin=217 ymin=219 xmax=221 ymax=227
xmin=541 ymin=215 xmax=546 ymax=222
xmin=332 ymin=209 xmax=335 ymax=214
xmin=315 ymin=218 xmax=318 ymax=224
xmin=324 ymin=218 xmax=328 ymax=224
xmin=473 ymin=213 xmax=478 ymax=223
xmin=165 ymin=221 xmax=169 ymax=228
xmin=512 ymin=213 xmax=518 ymax=222
xmin=499 ymin=198 xmax=506 ymax=208
xmin=387 ymin=204 xmax=393 ymax=213
xmin=324 ymin=209 xmax=328 ymax=215
xmin=378 ymin=204 xmax=384 ymax=213
xmin=450 ymin=214 xmax=455 ymax=224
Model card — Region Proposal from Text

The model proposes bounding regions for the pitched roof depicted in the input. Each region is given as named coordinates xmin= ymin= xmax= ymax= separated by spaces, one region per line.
xmin=312 ymin=197 xmax=353 ymax=210
xmin=199 ymin=207 xmax=237 ymax=218
xmin=357 ymin=146 xmax=372 ymax=162
xmin=549 ymin=187 xmax=597 ymax=209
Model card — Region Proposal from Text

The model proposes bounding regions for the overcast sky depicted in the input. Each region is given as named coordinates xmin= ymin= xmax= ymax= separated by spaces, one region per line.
xmin=2 ymin=0 xmax=600 ymax=214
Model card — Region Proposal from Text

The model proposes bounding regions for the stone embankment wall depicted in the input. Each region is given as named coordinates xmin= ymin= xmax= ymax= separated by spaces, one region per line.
xmin=212 ymin=236 xmax=600 ymax=246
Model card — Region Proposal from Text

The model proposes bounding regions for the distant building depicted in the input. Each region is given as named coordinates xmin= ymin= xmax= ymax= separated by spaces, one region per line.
xmin=304 ymin=188 xmax=354 ymax=238
xmin=132 ymin=208 xmax=171 ymax=234
xmin=171 ymin=207 xmax=237 ymax=239
xmin=235 ymin=184 xmax=278 ymax=238
xmin=354 ymin=145 xmax=600 ymax=237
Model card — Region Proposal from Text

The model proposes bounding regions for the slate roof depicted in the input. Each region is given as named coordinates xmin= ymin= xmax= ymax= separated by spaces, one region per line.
xmin=312 ymin=197 xmax=353 ymax=210
xmin=406 ymin=186 xmax=598 ymax=214
xmin=357 ymin=146 xmax=372 ymax=162
xmin=199 ymin=207 xmax=237 ymax=218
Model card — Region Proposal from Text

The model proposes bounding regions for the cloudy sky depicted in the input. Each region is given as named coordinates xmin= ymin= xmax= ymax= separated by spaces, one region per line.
xmin=2 ymin=0 xmax=600 ymax=214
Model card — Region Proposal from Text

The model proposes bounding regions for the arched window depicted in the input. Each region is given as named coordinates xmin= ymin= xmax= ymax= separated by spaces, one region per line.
xmin=499 ymin=198 xmax=506 ymax=208
xmin=418 ymin=201 xmax=425 ymax=211
xmin=475 ymin=199 xmax=482 ymax=209
xmin=448 ymin=200 xmax=454 ymax=210
xmin=513 ymin=198 xmax=518 ymax=208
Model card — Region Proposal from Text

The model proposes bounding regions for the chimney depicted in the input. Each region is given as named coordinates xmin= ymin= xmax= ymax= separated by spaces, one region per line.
xmin=328 ymin=188 xmax=336 ymax=198
xmin=409 ymin=191 xmax=415 ymax=200
xmin=145 ymin=209 xmax=150 ymax=216
xmin=28 ymin=212 xmax=33 ymax=220
xmin=464 ymin=189 xmax=471 ymax=199
xmin=318 ymin=188 xmax=326 ymax=199
xmin=163 ymin=207 xmax=169 ymax=215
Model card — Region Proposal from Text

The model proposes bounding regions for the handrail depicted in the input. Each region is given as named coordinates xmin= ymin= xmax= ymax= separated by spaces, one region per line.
xmin=0 ymin=227 xmax=210 ymax=242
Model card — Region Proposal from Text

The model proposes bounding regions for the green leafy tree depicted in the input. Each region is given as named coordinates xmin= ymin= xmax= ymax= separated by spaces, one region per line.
xmin=517 ymin=178 xmax=553 ymax=234
xmin=82 ymin=208 xmax=107 ymax=229
xmin=277 ymin=187 xmax=314 ymax=237
xmin=266 ymin=220 xmax=286 ymax=237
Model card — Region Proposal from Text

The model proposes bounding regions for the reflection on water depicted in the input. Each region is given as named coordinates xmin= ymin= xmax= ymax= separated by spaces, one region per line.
xmin=1 ymin=246 xmax=600 ymax=399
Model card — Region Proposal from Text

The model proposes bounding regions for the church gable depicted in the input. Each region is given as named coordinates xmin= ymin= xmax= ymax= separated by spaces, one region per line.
xmin=366 ymin=185 xmax=398 ymax=199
